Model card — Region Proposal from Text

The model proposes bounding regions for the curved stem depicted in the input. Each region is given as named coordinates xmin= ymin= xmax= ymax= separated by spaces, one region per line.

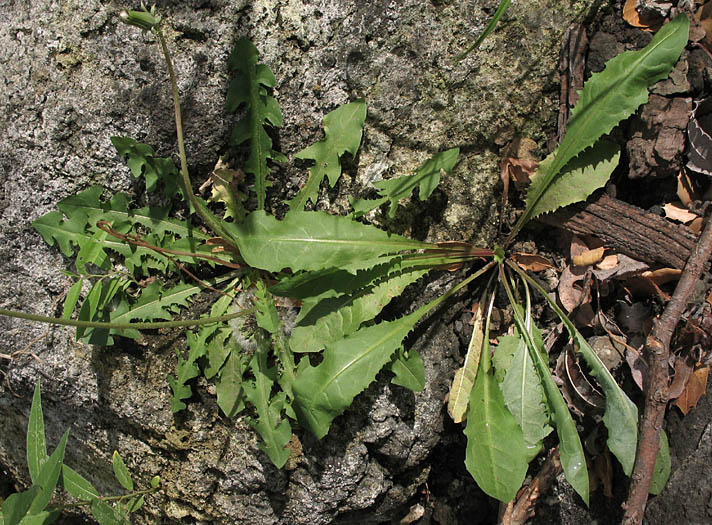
xmin=155 ymin=30 xmax=233 ymax=243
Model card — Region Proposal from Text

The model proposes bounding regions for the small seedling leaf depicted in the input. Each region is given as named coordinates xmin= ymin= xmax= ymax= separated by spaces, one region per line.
xmin=112 ymin=451 xmax=133 ymax=491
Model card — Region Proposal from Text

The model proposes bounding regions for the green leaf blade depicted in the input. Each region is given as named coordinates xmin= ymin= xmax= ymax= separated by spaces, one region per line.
xmin=500 ymin=333 xmax=552 ymax=462
xmin=61 ymin=465 xmax=100 ymax=501
xmin=112 ymin=451 xmax=133 ymax=491
xmin=390 ymin=347 xmax=425 ymax=392
xmin=464 ymin=366 xmax=529 ymax=503
xmin=293 ymin=312 xmax=419 ymax=438
xmin=243 ymin=343 xmax=292 ymax=468
xmin=227 ymin=210 xmax=430 ymax=273
xmin=29 ymin=429 xmax=70 ymax=515
xmin=27 ymin=381 xmax=47 ymax=485
xmin=227 ymin=39 xmax=284 ymax=210
xmin=526 ymin=140 xmax=620 ymax=220
xmin=289 ymin=101 xmax=367 ymax=211
xmin=353 ymin=148 xmax=459 ymax=218
xmin=289 ymin=264 xmax=429 ymax=353
xmin=649 ymin=429 xmax=671 ymax=495
xmin=517 ymin=14 xmax=689 ymax=233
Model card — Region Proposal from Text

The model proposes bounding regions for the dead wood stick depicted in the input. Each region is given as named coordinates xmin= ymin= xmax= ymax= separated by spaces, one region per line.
xmin=537 ymin=192 xmax=698 ymax=269
xmin=499 ymin=447 xmax=563 ymax=525
xmin=621 ymin=214 xmax=712 ymax=524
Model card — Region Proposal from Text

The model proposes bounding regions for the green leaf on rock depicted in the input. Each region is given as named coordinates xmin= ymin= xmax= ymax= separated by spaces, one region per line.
xmin=293 ymin=311 xmax=421 ymax=438
xmin=112 ymin=451 xmax=133 ymax=491
xmin=243 ymin=340 xmax=292 ymax=467
xmin=61 ymin=465 xmax=100 ymax=501
xmin=288 ymin=101 xmax=367 ymax=211
xmin=27 ymin=381 xmax=47 ymax=485
xmin=351 ymin=148 xmax=459 ymax=218
xmin=390 ymin=347 xmax=425 ymax=392
xmin=227 ymin=39 xmax=286 ymax=210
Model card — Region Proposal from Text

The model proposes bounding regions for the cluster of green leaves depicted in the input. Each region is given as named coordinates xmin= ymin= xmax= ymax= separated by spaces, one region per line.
xmin=13 ymin=5 xmax=688 ymax=512
xmin=0 ymin=381 xmax=159 ymax=525
xmin=453 ymin=14 xmax=688 ymax=503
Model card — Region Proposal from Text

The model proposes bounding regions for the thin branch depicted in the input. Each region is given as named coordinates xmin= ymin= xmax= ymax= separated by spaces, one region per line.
xmin=622 ymin=214 xmax=712 ymax=524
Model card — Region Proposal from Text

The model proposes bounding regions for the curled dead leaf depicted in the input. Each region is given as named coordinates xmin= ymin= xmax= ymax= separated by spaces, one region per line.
xmin=572 ymin=247 xmax=605 ymax=267
xmin=673 ymin=365 xmax=710 ymax=415
xmin=663 ymin=202 xmax=699 ymax=224
xmin=511 ymin=253 xmax=555 ymax=272
xmin=677 ymin=169 xmax=700 ymax=205
xmin=641 ymin=267 xmax=682 ymax=286
xmin=622 ymin=0 xmax=663 ymax=31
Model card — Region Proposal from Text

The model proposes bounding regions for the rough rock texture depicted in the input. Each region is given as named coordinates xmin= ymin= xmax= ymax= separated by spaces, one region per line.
xmin=1 ymin=1 xmax=590 ymax=523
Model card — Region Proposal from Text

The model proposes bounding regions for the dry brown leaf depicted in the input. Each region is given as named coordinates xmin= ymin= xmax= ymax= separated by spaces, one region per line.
xmin=596 ymin=254 xmax=619 ymax=270
xmin=511 ymin=253 xmax=555 ymax=272
xmin=593 ymin=450 xmax=614 ymax=498
xmin=569 ymin=235 xmax=590 ymax=259
xmin=674 ymin=366 xmax=710 ymax=415
xmin=572 ymin=247 xmax=605 ymax=267
xmin=698 ymin=2 xmax=712 ymax=50
xmin=677 ymin=169 xmax=700 ymax=205
xmin=689 ymin=216 xmax=705 ymax=232
xmin=623 ymin=0 xmax=663 ymax=31
xmin=623 ymin=275 xmax=671 ymax=301
xmin=663 ymin=202 xmax=699 ymax=224
xmin=642 ymin=268 xmax=682 ymax=286
xmin=706 ymin=289 xmax=712 ymax=307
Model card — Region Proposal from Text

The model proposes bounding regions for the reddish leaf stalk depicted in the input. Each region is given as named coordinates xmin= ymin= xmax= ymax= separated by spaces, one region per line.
xmin=622 ymin=215 xmax=712 ymax=524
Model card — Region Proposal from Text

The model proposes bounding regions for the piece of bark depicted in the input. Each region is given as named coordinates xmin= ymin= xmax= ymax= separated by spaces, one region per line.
xmin=538 ymin=192 xmax=698 ymax=270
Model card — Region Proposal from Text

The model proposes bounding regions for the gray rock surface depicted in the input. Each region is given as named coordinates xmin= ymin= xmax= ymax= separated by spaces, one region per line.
xmin=0 ymin=1 xmax=587 ymax=522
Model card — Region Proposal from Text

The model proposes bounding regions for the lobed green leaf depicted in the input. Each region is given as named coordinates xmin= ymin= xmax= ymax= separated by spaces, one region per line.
xmin=351 ymin=148 xmax=459 ymax=218
xmin=289 ymin=101 xmax=367 ymax=211
xmin=227 ymin=39 xmax=286 ymax=210
xmin=243 ymin=340 xmax=292 ymax=467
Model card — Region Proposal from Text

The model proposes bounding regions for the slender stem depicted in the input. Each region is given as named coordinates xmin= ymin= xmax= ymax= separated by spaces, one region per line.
xmin=155 ymin=30 xmax=233 ymax=243
xmin=412 ymin=260 xmax=496 ymax=318
xmin=57 ymin=486 xmax=160 ymax=510
xmin=0 ymin=307 xmax=255 ymax=330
